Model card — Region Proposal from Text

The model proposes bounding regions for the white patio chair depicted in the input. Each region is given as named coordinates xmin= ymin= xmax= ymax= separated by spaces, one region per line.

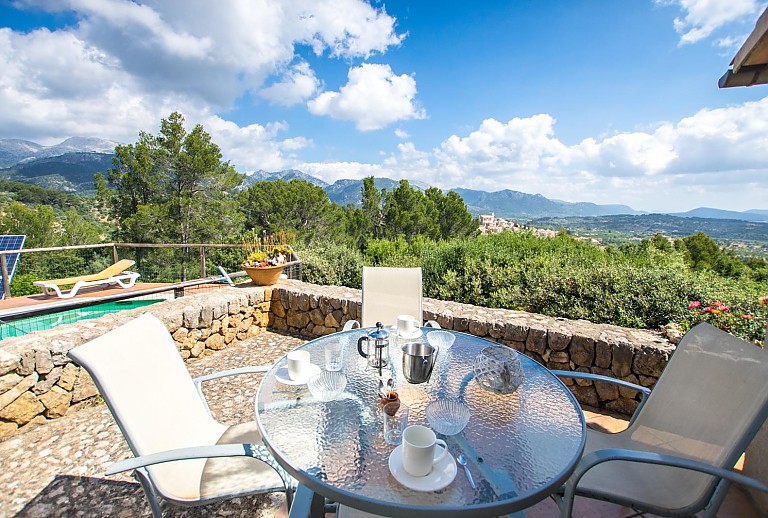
xmin=342 ymin=266 xmax=439 ymax=330
xmin=552 ymin=322 xmax=768 ymax=517
xmin=67 ymin=312 xmax=292 ymax=517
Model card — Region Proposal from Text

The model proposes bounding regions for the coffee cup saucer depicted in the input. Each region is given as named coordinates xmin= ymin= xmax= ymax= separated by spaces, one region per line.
xmin=396 ymin=328 xmax=423 ymax=340
xmin=275 ymin=364 xmax=321 ymax=385
xmin=388 ymin=444 xmax=457 ymax=491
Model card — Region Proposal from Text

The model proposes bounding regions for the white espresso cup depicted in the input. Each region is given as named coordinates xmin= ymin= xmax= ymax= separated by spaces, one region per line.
xmin=397 ymin=315 xmax=419 ymax=337
xmin=287 ymin=350 xmax=311 ymax=381
xmin=401 ymin=425 xmax=449 ymax=477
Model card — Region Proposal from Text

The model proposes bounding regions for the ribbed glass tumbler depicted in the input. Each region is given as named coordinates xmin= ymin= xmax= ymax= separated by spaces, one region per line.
xmin=473 ymin=346 xmax=524 ymax=394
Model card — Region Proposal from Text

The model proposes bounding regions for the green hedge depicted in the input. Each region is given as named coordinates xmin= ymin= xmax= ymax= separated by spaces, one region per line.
xmin=298 ymin=232 xmax=766 ymax=344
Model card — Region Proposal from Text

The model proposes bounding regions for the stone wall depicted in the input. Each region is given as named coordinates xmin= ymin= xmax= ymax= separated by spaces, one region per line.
xmin=3 ymin=279 xmax=765 ymax=506
xmin=0 ymin=288 xmax=271 ymax=440
xmin=0 ymin=280 xmax=672 ymax=439
xmin=270 ymin=280 xmax=672 ymax=416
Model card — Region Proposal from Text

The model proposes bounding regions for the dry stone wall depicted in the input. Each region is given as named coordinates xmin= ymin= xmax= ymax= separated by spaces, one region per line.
xmin=270 ymin=280 xmax=672 ymax=416
xmin=0 ymin=288 xmax=271 ymax=440
xmin=1 ymin=279 xmax=672 ymax=440
xmin=4 ymin=279 xmax=766 ymax=506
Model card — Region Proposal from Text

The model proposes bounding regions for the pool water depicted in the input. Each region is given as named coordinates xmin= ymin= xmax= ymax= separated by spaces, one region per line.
xmin=0 ymin=299 xmax=163 ymax=340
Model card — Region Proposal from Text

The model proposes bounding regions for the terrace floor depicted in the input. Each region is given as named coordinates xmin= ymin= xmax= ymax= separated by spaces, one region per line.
xmin=0 ymin=329 xmax=761 ymax=518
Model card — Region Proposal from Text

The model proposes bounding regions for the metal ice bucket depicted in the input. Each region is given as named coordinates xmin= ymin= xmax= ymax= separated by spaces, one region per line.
xmin=401 ymin=342 xmax=438 ymax=384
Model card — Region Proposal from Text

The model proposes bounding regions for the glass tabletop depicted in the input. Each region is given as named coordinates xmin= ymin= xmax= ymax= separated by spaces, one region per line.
xmin=255 ymin=328 xmax=586 ymax=517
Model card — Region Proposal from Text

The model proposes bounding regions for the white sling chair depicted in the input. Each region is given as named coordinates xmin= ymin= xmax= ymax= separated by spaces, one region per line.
xmin=67 ymin=313 xmax=292 ymax=517
xmin=342 ymin=266 xmax=439 ymax=330
xmin=552 ymin=322 xmax=768 ymax=517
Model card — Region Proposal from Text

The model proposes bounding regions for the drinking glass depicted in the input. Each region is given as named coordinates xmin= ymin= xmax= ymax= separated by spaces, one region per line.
xmin=382 ymin=402 xmax=409 ymax=445
xmin=324 ymin=340 xmax=343 ymax=371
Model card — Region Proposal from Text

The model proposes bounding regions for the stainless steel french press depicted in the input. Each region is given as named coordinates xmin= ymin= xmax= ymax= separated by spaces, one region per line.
xmin=357 ymin=322 xmax=390 ymax=375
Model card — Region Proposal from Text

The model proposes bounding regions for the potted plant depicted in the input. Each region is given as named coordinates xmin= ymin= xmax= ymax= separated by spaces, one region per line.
xmin=240 ymin=231 xmax=299 ymax=286
xmin=242 ymin=244 xmax=294 ymax=285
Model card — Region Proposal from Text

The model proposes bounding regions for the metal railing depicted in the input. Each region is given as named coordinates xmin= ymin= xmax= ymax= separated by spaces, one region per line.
xmin=0 ymin=242 xmax=302 ymax=299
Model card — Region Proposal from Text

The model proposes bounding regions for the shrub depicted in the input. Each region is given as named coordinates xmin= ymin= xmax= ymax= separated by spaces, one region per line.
xmin=681 ymin=298 xmax=767 ymax=345
xmin=297 ymin=242 xmax=365 ymax=288
xmin=297 ymin=231 xmax=766 ymax=343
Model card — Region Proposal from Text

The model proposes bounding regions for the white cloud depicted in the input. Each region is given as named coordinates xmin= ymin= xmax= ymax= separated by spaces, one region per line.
xmin=296 ymin=97 xmax=768 ymax=212
xmin=203 ymin=117 xmax=311 ymax=172
xmin=0 ymin=27 xmax=165 ymax=143
xmin=659 ymin=0 xmax=761 ymax=44
xmin=307 ymin=63 xmax=426 ymax=130
xmin=259 ymin=61 xmax=320 ymax=106
xmin=0 ymin=0 xmax=405 ymax=142
xmin=394 ymin=128 xmax=410 ymax=139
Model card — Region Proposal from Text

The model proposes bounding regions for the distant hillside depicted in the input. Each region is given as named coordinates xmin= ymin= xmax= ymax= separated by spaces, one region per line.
xmin=533 ymin=214 xmax=768 ymax=245
xmin=239 ymin=171 xmax=405 ymax=207
xmin=670 ymin=207 xmax=768 ymax=223
xmin=0 ymin=139 xmax=44 ymax=167
xmin=2 ymin=137 xmax=766 ymax=228
xmin=324 ymin=177 xmax=403 ymax=206
xmin=240 ymin=169 xmax=329 ymax=190
xmin=0 ymin=152 xmax=114 ymax=192
xmin=0 ymin=137 xmax=118 ymax=167
xmin=452 ymin=188 xmax=641 ymax=219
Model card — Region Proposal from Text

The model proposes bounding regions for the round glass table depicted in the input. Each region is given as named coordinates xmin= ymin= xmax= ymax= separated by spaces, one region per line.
xmin=255 ymin=328 xmax=586 ymax=517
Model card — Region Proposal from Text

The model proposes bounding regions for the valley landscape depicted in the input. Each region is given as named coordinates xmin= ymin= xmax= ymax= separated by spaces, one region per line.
xmin=2 ymin=137 xmax=767 ymax=255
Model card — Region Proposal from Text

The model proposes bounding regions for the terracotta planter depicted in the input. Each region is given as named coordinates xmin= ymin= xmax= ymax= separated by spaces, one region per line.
xmin=242 ymin=264 xmax=286 ymax=286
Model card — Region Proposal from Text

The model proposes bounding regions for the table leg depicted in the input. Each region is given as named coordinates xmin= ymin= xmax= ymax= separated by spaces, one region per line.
xmin=288 ymin=483 xmax=327 ymax=518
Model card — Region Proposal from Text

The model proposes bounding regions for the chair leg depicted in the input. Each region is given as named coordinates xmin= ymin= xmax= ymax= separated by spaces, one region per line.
xmin=285 ymin=482 xmax=295 ymax=510
xmin=133 ymin=469 xmax=164 ymax=518
xmin=702 ymin=479 xmax=732 ymax=518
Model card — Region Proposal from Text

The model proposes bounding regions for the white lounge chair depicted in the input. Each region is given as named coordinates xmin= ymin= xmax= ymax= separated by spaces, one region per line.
xmin=342 ymin=266 xmax=439 ymax=330
xmin=67 ymin=313 xmax=292 ymax=517
xmin=33 ymin=259 xmax=140 ymax=298
xmin=552 ymin=322 xmax=768 ymax=517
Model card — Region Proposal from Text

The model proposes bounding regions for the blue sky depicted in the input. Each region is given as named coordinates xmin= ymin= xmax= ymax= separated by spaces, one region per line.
xmin=1 ymin=0 xmax=767 ymax=212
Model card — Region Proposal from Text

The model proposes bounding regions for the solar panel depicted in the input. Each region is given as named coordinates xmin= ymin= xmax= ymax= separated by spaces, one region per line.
xmin=0 ymin=235 xmax=26 ymax=299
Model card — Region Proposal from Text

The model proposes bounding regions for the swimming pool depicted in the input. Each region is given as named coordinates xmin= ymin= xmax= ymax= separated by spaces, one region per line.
xmin=0 ymin=299 xmax=164 ymax=340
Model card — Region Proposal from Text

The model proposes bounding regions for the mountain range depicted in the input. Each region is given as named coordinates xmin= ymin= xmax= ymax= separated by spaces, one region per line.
xmin=1 ymin=138 xmax=766 ymax=223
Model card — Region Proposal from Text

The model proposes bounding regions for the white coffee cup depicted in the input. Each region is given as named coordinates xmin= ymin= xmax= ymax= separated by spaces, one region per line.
xmin=401 ymin=425 xmax=449 ymax=477
xmin=397 ymin=315 xmax=419 ymax=337
xmin=287 ymin=350 xmax=311 ymax=381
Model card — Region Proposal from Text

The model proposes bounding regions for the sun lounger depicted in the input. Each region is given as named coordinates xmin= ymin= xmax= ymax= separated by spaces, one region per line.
xmin=33 ymin=259 xmax=140 ymax=298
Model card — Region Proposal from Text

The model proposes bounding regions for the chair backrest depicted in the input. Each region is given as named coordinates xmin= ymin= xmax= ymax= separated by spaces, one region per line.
xmin=67 ymin=313 xmax=223 ymax=459
xmin=361 ymin=266 xmax=423 ymax=327
xmin=101 ymin=259 xmax=136 ymax=278
xmin=629 ymin=322 xmax=768 ymax=476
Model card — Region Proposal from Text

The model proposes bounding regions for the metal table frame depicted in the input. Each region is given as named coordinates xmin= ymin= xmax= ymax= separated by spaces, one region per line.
xmin=255 ymin=328 xmax=586 ymax=517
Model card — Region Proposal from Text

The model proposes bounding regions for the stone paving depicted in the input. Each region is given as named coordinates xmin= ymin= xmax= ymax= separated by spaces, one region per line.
xmin=0 ymin=329 xmax=761 ymax=518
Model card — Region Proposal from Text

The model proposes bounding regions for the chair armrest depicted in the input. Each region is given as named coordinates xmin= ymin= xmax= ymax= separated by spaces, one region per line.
xmin=342 ymin=320 xmax=360 ymax=331
xmin=193 ymin=365 xmax=271 ymax=385
xmin=565 ymin=447 xmax=768 ymax=500
xmin=193 ymin=366 xmax=272 ymax=416
xmin=549 ymin=370 xmax=651 ymax=397
xmin=106 ymin=443 xmax=253 ymax=475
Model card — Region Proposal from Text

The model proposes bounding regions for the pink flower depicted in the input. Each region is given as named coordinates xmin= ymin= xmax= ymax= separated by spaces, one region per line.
xmin=703 ymin=306 xmax=712 ymax=313
xmin=742 ymin=314 xmax=754 ymax=320
xmin=689 ymin=301 xmax=701 ymax=309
